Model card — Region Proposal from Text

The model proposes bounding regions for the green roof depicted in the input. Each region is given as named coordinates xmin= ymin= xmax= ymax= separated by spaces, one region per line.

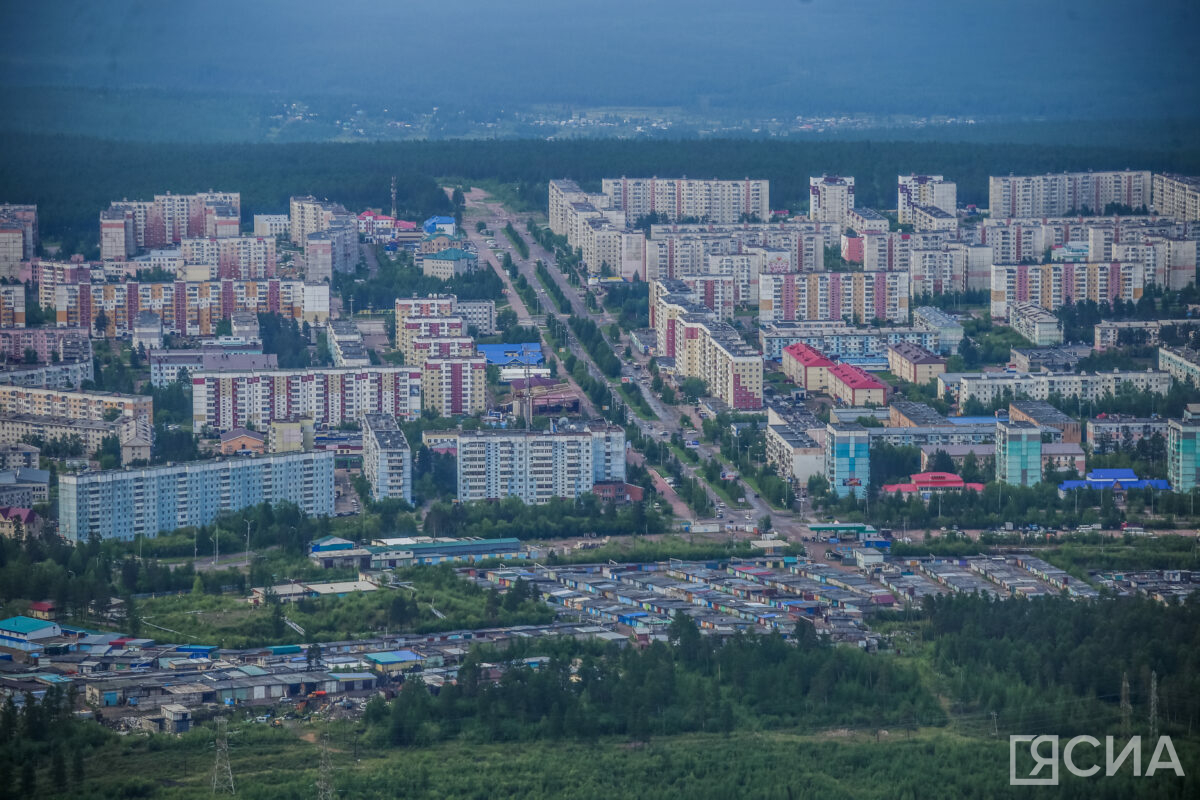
xmin=0 ymin=616 xmax=57 ymax=634
xmin=427 ymin=248 xmax=474 ymax=261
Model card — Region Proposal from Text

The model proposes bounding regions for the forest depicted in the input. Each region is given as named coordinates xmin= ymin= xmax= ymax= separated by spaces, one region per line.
xmin=7 ymin=132 xmax=1200 ymax=255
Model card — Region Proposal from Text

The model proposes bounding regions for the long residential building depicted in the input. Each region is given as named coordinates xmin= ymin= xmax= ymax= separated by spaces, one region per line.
xmin=0 ymin=328 xmax=90 ymax=364
xmin=989 ymin=171 xmax=1152 ymax=218
xmin=59 ymin=450 xmax=335 ymax=542
xmin=665 ymin=316 xmax=763 ymax=410
xmin=1158 ymin=346 xmax=1200 ymax=387
xmin=54 ymin=279 xmax=329 ymax=336
xmin=179 ymin=236 xmax=277 ymax=280
xmin=1093 ymin=318 xmax=1199 ymax=351
xmin=455 ymin=422 xmax=625 ymax=504
xmin=1152 ymin=174 xmax=1200 ymax=221
xmin=0 ymin=413 xmax=142 ymax=456
xmin=989 ymin=262 xmax=1144 ymax=319
xmin=148 ymin=350 xmax=279 ymax=387
xmin=759 ymin=271 xmax=909 ymax=324
xmin=191 ymin=366 xmax=423 ymax=432
xmin=946 ymin=370 xmax=1171 ymax=405
xmin=0 ymin=384 xmax=151 ymax=426
xmin=759 ymin=320 xmax=945 ymax=360
xmin=362 ymin=414 xmax=412 ymax=504
xmin=600 ymin=178 xmax=769 ymax=225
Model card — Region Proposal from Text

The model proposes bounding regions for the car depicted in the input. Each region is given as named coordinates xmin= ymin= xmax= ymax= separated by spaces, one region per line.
xmin=745 ymin=514 xmax=753 ymax=521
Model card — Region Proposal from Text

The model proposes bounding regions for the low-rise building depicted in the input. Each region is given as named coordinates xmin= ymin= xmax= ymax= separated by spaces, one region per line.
xmin=1093 ymin=319 xmax=1197 ymax=351
xmin=1009 ymin=399 xmax=1081 ymax=443
xmin=951 ymin=370 xmax=1171 ymax=405
xmin=421 ymin=248 xmax=478 ymax=280
xmin=1009 ymin=345 xmax=1090 ymax=373
xmin=826 ymin=363 xmax=886 ymax=406
xmin=1009 ymin=303 xmax=1063 ymax=346
xmin=780 ymin=343 xmax=833 ymax=392
xmin=1158 ymin=346 xmax=1200 ymax=387
xmin=1087 ymin=415 xmax=1169 ymax=451
xmin=887 ymin=342 xmax=946 ymax=385
xmin=219 ymin=428 xmax=266 ymax=455
xmin=912 ymin=307 xmax=964 ymax=354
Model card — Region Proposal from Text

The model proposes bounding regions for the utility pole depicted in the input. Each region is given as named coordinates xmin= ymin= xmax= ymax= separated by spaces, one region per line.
xmin=1120 ymin=671 xmax=1132 ymax=738
xmin=245 ymin=521 xmax=252 ymax=570
xmin=390 ymin=175 xmax=397 ymax=220
xmin=990 ymin=711 xmax=998 ymax=738
xmin=211 ymin=717 xmax=236 ymax=796
xmin=1150 ymin=671 xmax=1159 ymax=740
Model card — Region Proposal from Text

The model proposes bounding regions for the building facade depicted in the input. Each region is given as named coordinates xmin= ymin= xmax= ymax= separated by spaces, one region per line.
xmin=996 ymin=420 xmax=1042 ymax=486
xmin=825 ymin=422 xmax=870 ymax=498
xmin=362 ymin=414 xmax=412 ymax=504
xmin=1167 ymin=418 xmax=1200 ymax=492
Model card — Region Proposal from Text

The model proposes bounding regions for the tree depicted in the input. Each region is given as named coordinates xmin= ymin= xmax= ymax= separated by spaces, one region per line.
xmin=93 ymin=309 xmax=109 ymax=336
xmin=22 ymin=347 xmax=38 ymax=365
xmin=306 ymin=643 xmax=322 ymax=671
xmin=192 ymin=574 xmax=205 ymax=595
xmin=929 ymin=449 xmax=956 ymax=474
xmin=758 ymin=515 xmax=772 ymax=532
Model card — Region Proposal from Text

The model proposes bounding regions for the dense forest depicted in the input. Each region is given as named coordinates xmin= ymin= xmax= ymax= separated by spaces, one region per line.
xmin=6 ymin=132 xmax=1200 ymax=255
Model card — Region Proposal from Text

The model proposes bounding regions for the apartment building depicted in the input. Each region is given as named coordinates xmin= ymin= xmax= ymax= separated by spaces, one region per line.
xmin=289 ymin=195 xmax=356 ymax=277
xmin=1158 ymin=346 xmax=1200 ymax=387
xmin=1152 ymin=174 xmax=1200 ymax=221
xmin=809 ymin=175 xmax=855 ymax=229
xmin=1093 ymin=319 xmax=1198 ymax=351
xmin=362 ymin=414 xmax=412 ymax=504
xmin=908 ymin=246 xmax=966 ymax=297
xmin=996 ymin=420 xmax=1042 ymax=486
xmin=410 ymin=336 xmax=476 ymax=363
xmin=179 ymin=236 xmax=277 ymax=280
xmin=328 ymin=320 xmax=369 ymax=367
xmin=54 ymin=279 xmax=329 ymax=336
xmin=252 ymin=214 xmax=290 ymax=238
xmin=912 ymin=307 xmax=964 ymax=354
xmin=764 ymin=406 xmax=824 ymax=484
xmin=579 ymin=219 xmax=645 ymax=279
xmin=148 ymin=350 xmax=277 ymax=387
xmin=456 ymin=422 xmax=625 ymax=504
xmin=420 ymin=355 xmax=487 ymax=416
xmin=759 ymin=271 xmax=910 ymax=325
xmin=825 ymin=422 xmax=870 ymax=497
xmin=0 ymin=358 xmax=94 ymax=389
xmin=670 ymin=318 xmax=763 ymax=410
xmin=951 ymin=370 xmax=1170 ymax=405
xmin=1009 ymin=303 xmax=1063 ymax=347
xmin=394 ymin=295 xmax=496 ymax=336
xmin=1167 ymin=417 xmax=1200 ymax=492
xmin=826 ymin=363 xmax=887 ymax=406
xmin=0 ymin=413 xmax=142 ymax=458
xmin=989 ymin=171 xmax=1152 ymax=218
xmin=1087 ymin=416 xmax=1167 ymax=451
xmin=898 ymin=175 xmax=957 ymax=224
xmin=600 ymin=177 xmax=769 ymax=225
xmin=59 ymin=450 xmax=335 ymax=542
xmin=397 ymin=316 xmax=466 ymax=361
xmin=977 ymin=220 xmax=1046 ymax=265
xmin=1009 ymin=399 xmax=1082 ymax=444
xmin=1110 ymin=237 xmax=1197 ymax=291
xmin=846 ymin=207 xmax=889 ymax=234
xmin=0 ymin=204 xmax=38 ymax=260
xmin=887 ymin=342 xmax=946 ymax=385
xmin=0 ymin=328 xmax=90 ymax=364
xmin=0 ymin=384 xmax=151 ymax=426
xmin=0 ymin=285 xmax=25 ymax=329
xmin=910 ymin=205 xmax=957 ymax=233
xmin=759 ymin=320 xmax=945 ymax=361
xmin=191 ymin=366 xmax=423 ymax=431
xmin=102 ymin=191 xmax=241 ymax=253
xmin=0 ymin=224 xmax=22 ymax=278
xmin=781 ymin=342 xmax=833 ymax=392
xmin=989 ymin=262 xmax=1144 ymax=320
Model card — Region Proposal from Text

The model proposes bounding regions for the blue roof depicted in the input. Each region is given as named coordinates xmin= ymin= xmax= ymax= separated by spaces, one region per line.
xmin=366 ymin=650 xmax=423 ymax=664
xmin=0 ymin=616 xmax=56 ymax=634
xmin=1088 ymin=469 xmax=1139 ymax=481
xmin=423 ymin=216 xmax=455 ymax=233
xmin=948 ymin=416 xmax=998 ymax=425
xmin=476 ymin=343 xmax=543 ymax=366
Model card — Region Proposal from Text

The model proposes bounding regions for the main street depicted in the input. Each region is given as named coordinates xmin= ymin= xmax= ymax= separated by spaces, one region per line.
xmin=459 ymin=188 xmax=795 ymax=537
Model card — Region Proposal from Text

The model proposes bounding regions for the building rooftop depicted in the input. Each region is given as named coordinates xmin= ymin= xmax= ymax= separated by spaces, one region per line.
xmin=888 ymin=341 xmax=944 ymax=365
xmin=0 ymin=616 xmax=56 ymax=634
xmin=782 ymin=342 xmax=834 ymax=368
xmin=827 ymin=363 xmax=886 ymax=391
xmin=1010 ymin=399 xmax=1076 ymax=426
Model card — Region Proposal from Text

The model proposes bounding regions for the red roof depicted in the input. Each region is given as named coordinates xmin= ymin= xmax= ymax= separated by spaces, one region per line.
xmin=29 ymin=601 xmax=55 ymax=612
xmin=827 ymin=363 xmax=886 ymax=391
xmin=881 ymin=472 xmax=985 ymax=495
xmin=783 ymin=342 xmax=834 ymax=368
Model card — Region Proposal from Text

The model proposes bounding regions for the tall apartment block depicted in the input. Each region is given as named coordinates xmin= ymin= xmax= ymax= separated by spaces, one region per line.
xmin=0 ymin=285 xmax=26 ymax=329
xmin=1152 ymin=174 xmax=1200 ymax=221
xmin=455 ymin=422 xmax=625 ymax=504
xmin=179 ymin=236 xmax=277 ymax=280
xmin=600 ymin=178 xmax=769 ymax=225
xmin=288 ymin=195 xmax=357 ymax=278
xmin=825 ymin=422 xmax=870 ymax=498
xmin=0 ymin=384 xmax=152 ymax=428
xmin=759 ymin=271 xmax=910 ymax=325
xmin=1167 ymin=418 xmax=1200 ymax=492
xmin=897 ymin=175 xmax=957 ymax=224
xmin=58 ymin=450 xmax=335 ymax=542
xmin=191 ymin=366 xmax=423 ymax=431
xmin=362 ymin=414 xmax=412 ymax=503
xmin=996 ymin=420 xmax=1042 ymax=486
xmin=809 ymin=175 xmax=855 ymax=230
xmin=421 ymin=355 xmax=488 ymax=416
xmin=101 ymin=191 xmax=241 ymax=255
xmin=988 ymin=171 xmax=1151 ymax=218
xmin=989 ymin=262 xmax=1144 ymax=320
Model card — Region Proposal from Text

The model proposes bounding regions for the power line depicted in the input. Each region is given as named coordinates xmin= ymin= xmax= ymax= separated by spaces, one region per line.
xmin=211 ymin=717 xmax=236 ymax=796
xmin=316 ymin=733 xmax=334 ymax=800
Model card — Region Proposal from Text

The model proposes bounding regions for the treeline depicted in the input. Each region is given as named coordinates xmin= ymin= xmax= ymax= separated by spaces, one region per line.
xmin=12 ymin=132 xmax=1200 ymax=255
xmin=0 ymin=686 xmax=103 ymax=797
xmin=602 ymin=281 xmax=650 ymax=331
xmin=1055 ymin=285 xmax=1200 ymax=343
xmin=504 ymin=222 xmax=529 ymax=259
xmin=366 ymin=613 xmax=943 ymax=747
xmin=568 ymin=315 xmax=621 ymax=378
xmin=336 ymin=251 xmax=504 ymax=317
xmin=535 ymin=260 xmax=571 ymax=313
xmin=422 ymin=495 xmax=666 ymax=540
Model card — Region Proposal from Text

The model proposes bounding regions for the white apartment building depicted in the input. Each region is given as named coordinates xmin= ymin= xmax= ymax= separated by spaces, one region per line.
xmin=989 ymin=262 xmax=1144 ymax=319
xmin=456 ymin=422 xmax=625 ymax=504
xmin=1009 ymin=302 xmax=1063 ymax=346
xmin=1152 ymin=174 xmax=1200 ymax=221
xmin=600 ymin=178 xmax=769 ymax=225
xmin=898 ymin=175 xmax=957 ymax=224
xmin=362 ymin=414 xmax=412 ymax=504
xmin=180 ymin=236 xmax=277 ymax=280
xmin=759 ymin=271 xmax=910 ymax=325
xmin=989 ymin=171 xmax=1152 ymax=219
xmin=952 ymin=370 xmax=1170 ymax=406
xmin=910 ymin=205 xmax=958 ymax=233
xmin=846 ymin=207 xmax=889 ymax=234
xmin=809 ymin=175 xmax=855 ymax=229
xmin=253 ymin=214 xmax=290 ymax=238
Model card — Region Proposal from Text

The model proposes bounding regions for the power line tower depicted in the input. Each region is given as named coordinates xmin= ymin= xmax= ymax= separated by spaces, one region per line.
xmin=1149 ymin=671 xmax=1159 ymax=740
xmin=211 ymin=717 xmax=236 ymax=796
xmin=316 ymin=734 xmax=334 ymax=800
xmin=390 ymin=176 xmax=397 ymax=220
xmin=1120 ymin=671 xmax=1132 ymax=737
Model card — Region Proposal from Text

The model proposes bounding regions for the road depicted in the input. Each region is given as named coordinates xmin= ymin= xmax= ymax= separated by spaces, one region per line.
xmin=459 ymin=187 xmax=792 ymax=535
